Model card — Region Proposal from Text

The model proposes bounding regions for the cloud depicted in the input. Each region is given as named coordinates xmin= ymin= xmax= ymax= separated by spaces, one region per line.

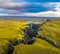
xmin=0 ymin=0 xmax=11 ymax=4
xmin=0 ymin=0 xmax=29 ymax=14
xmin=22 ymin=6 xmax=60 ymax=17
xmin=0 ymin=1 xmax=60 ymax=17
xmin=0 ymin=8 xmax=20 ymax=14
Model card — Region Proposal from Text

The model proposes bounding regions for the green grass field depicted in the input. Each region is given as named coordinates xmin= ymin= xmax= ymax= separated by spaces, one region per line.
xmin=0 ymin=18 xmax=60 ymax=54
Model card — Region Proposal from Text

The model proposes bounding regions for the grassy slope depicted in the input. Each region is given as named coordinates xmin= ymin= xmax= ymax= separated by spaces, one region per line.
xmin=0 ymin=19 xmax=29 ymax=39
xmin=0 ymin=19 xmax=60 ymax=54
xmin=14 ymin=38 xmax=60 ymax=54
xmin=38 ymin=19 xmax=60 ymax=47
xmin=0 ymin=19 xmax=29 ymax=54
xmin=13 ymin=19 xmax=60 ymax=54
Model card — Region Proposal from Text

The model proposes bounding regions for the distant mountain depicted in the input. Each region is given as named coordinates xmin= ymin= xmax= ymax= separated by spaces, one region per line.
xmin=0 ymin=16 xmax=60 ymax=19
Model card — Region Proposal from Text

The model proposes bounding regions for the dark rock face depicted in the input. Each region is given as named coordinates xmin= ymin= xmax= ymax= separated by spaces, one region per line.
xmin=3 ymin=43 xmax=14 ymax=54
xmin=22 ymin=23 xmax=59 ymax=48
xmin=21 ymin=37 xmax=35 ymax=44
xmin=8 ymin=39 xmax=20 ymax=46
xmin=6 ymin=44 xmax=14 ymax=54
xmin=22 ymin=23 xmax=40 ymax=44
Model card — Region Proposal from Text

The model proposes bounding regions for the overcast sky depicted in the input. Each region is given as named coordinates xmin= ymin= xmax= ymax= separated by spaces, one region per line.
xmin=0 ymin=0 xmax=60 ymax=17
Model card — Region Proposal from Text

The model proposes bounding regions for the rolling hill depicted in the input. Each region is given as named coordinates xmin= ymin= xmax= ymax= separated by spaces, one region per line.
xmin=0 ymin=18 xmax=60 ymax=54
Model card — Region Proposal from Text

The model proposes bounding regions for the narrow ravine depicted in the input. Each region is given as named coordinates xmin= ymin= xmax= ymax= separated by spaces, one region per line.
xmin=5 ymin=23 xmax=60 ymax=54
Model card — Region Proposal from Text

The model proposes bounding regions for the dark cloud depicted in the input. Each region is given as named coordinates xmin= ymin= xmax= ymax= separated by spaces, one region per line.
xmin=0 ymin=2 xmax=57 ymax=13
xmin=0 ymin=0 xmax=60 ymax=16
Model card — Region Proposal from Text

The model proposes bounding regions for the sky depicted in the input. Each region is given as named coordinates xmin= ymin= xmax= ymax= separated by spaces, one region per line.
xmin=0 ymin=0 xmax=60 ymax=17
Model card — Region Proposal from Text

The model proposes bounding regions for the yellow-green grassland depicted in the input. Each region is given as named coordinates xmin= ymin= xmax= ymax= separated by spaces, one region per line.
xmin=0 ymin=18 xmax=60 ymax=54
